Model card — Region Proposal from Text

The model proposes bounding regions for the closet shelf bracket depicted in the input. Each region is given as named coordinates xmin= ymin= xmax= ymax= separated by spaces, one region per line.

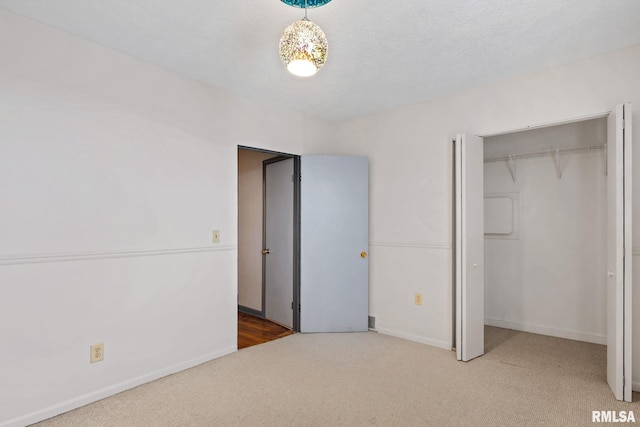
xmin=552 ymin=149 xmax=562 ymax=180
xmin=506 ymin=155 xmax=516 ymax=183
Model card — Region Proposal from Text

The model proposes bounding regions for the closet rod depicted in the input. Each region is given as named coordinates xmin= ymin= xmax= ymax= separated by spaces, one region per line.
xmin=484 ymin=144 xmax=606 ymax=163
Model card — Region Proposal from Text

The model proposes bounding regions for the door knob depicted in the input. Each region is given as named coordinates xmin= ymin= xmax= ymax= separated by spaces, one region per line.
xmin=473 ymin=263 xmax=478 ymax=268
xmin=361 ymin=251 xmax=368 ymax=259
xmin=262 ymin=249 xmax=270 ymax=255
xmin=608 ymin=271 xmax=614 ymax=278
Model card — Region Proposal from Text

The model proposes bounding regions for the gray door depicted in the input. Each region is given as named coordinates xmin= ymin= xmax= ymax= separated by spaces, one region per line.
xmin=300 ymin=155 xmax=369 ymax=333
xmin=264 ymin=157 xmax=294 ymax=328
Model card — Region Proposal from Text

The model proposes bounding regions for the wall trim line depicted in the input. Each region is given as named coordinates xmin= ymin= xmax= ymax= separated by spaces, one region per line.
xmin=0 ymin=246 xmax=237 ymax=266
xmin=369 ymin=241 xmax=451 ymax=250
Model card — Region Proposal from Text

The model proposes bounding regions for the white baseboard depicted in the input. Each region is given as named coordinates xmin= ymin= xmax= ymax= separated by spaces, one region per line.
xmin=485 ymin=318 xmax=606 ymax=345
xmin=634 ymin=381 xmax=640 ymax=393
xmin=1 ymin=346 xmax=236 ymax=427
xmin=376 ymin=327 xmax=451 ymax=350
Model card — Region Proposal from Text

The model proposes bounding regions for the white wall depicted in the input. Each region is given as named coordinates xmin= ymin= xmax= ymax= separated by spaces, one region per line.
xmin=483 ymin=119 xmax=607 ymax=344
xmin=0 ymin=9 xmax=327 ymax=427
xmin=309 ymin=44 xmax=640 ymax=387
xmin=238 ymin=149 xmax=275 ymax=312
xmin=2 ymin=7 xmax=640 ymax=424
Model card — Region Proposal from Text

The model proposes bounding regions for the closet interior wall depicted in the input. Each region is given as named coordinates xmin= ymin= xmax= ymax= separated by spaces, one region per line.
xmin=483 ymin=118 xmax=608 ymax=344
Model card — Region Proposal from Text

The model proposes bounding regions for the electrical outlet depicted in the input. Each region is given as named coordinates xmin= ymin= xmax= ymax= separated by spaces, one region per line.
xmin=414 ymin=293 xmax=423 ymax=305
xmin=212 ymin=230 xmax=220 ymax=243
xmin=90 ymin=343 xmax=104 ymax=363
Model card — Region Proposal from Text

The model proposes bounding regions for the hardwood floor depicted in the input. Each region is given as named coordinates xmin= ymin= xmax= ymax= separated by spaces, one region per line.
xmin=238 ymin=312 xmax=294 ymax=349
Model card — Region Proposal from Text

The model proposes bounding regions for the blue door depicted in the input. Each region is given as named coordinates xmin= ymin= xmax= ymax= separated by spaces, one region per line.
xmin=300 ymin=155 xmax=369 ymax=332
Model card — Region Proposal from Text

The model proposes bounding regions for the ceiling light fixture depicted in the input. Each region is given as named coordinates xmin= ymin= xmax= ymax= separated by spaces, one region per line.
xmin=279 ymin=0 xmax=330 ymax=77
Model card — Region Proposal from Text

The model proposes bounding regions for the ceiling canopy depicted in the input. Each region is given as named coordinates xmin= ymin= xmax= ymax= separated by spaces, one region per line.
xmin=281 ymin=0 xmax=333 ymax=8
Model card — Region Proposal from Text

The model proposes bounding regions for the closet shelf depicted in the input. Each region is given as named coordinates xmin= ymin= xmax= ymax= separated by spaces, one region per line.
xmin=484 ymin=144 xmax=606 ymax=163
xmin=484 ymin=144 xmax=606 ymax=182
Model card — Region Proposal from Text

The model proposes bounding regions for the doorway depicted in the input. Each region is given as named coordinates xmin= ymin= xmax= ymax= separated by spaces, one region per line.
xmin=237 ymin=147 xmax=300 ymax=344
xmin=237 ymin=148 xmax=371 ymax=346
xmin=481 ymin=118 xmax=609 ymax=388
xmin=454 ymin=104 xmax=632 ymax=402
xmin=483 ymin=118 xmax=607 ymax=345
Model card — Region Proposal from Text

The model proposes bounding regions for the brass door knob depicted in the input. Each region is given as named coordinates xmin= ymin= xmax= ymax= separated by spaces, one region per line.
xmin=262 ymin=249 xmax=271 ymax=255
xmin=361 ymin=251 xmax=368 ymax=259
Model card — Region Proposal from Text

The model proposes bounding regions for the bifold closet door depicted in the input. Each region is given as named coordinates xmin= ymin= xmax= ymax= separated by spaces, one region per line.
xmin=455 ymin=133 xmax=484 ymax=362
xmin=606 ymin=103 xmax=632 ymax=402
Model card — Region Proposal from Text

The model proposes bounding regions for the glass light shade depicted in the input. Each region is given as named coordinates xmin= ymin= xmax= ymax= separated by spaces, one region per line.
xmin=279 ymin=19 xmax=328 ymax=77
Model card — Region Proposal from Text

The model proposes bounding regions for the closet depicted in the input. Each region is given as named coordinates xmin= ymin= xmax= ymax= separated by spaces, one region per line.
xmin=483 ymin=118 xmax=607 ymax=344
xmin=455 ymin=104 xmax=632 ymax=402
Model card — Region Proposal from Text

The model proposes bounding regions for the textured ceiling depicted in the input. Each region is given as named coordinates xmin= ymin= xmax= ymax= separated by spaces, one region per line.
xmin=1 ymin=0 xmax=640 ymax=121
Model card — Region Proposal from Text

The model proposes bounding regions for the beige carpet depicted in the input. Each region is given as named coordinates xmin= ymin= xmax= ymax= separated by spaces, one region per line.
xmin=33 ymin=327 xmax=638 ymax=426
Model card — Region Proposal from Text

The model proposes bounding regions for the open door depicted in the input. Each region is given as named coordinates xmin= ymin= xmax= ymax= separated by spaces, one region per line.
xmin=607 ymin=103 xmax=632 ymax=402
xmin=455 ymin=133 xmax=485 ymax=361
xmin=300 ymin=155 xmax=369 ymax=333
xmin=263 ymin=157 xmax=295 ymax=328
